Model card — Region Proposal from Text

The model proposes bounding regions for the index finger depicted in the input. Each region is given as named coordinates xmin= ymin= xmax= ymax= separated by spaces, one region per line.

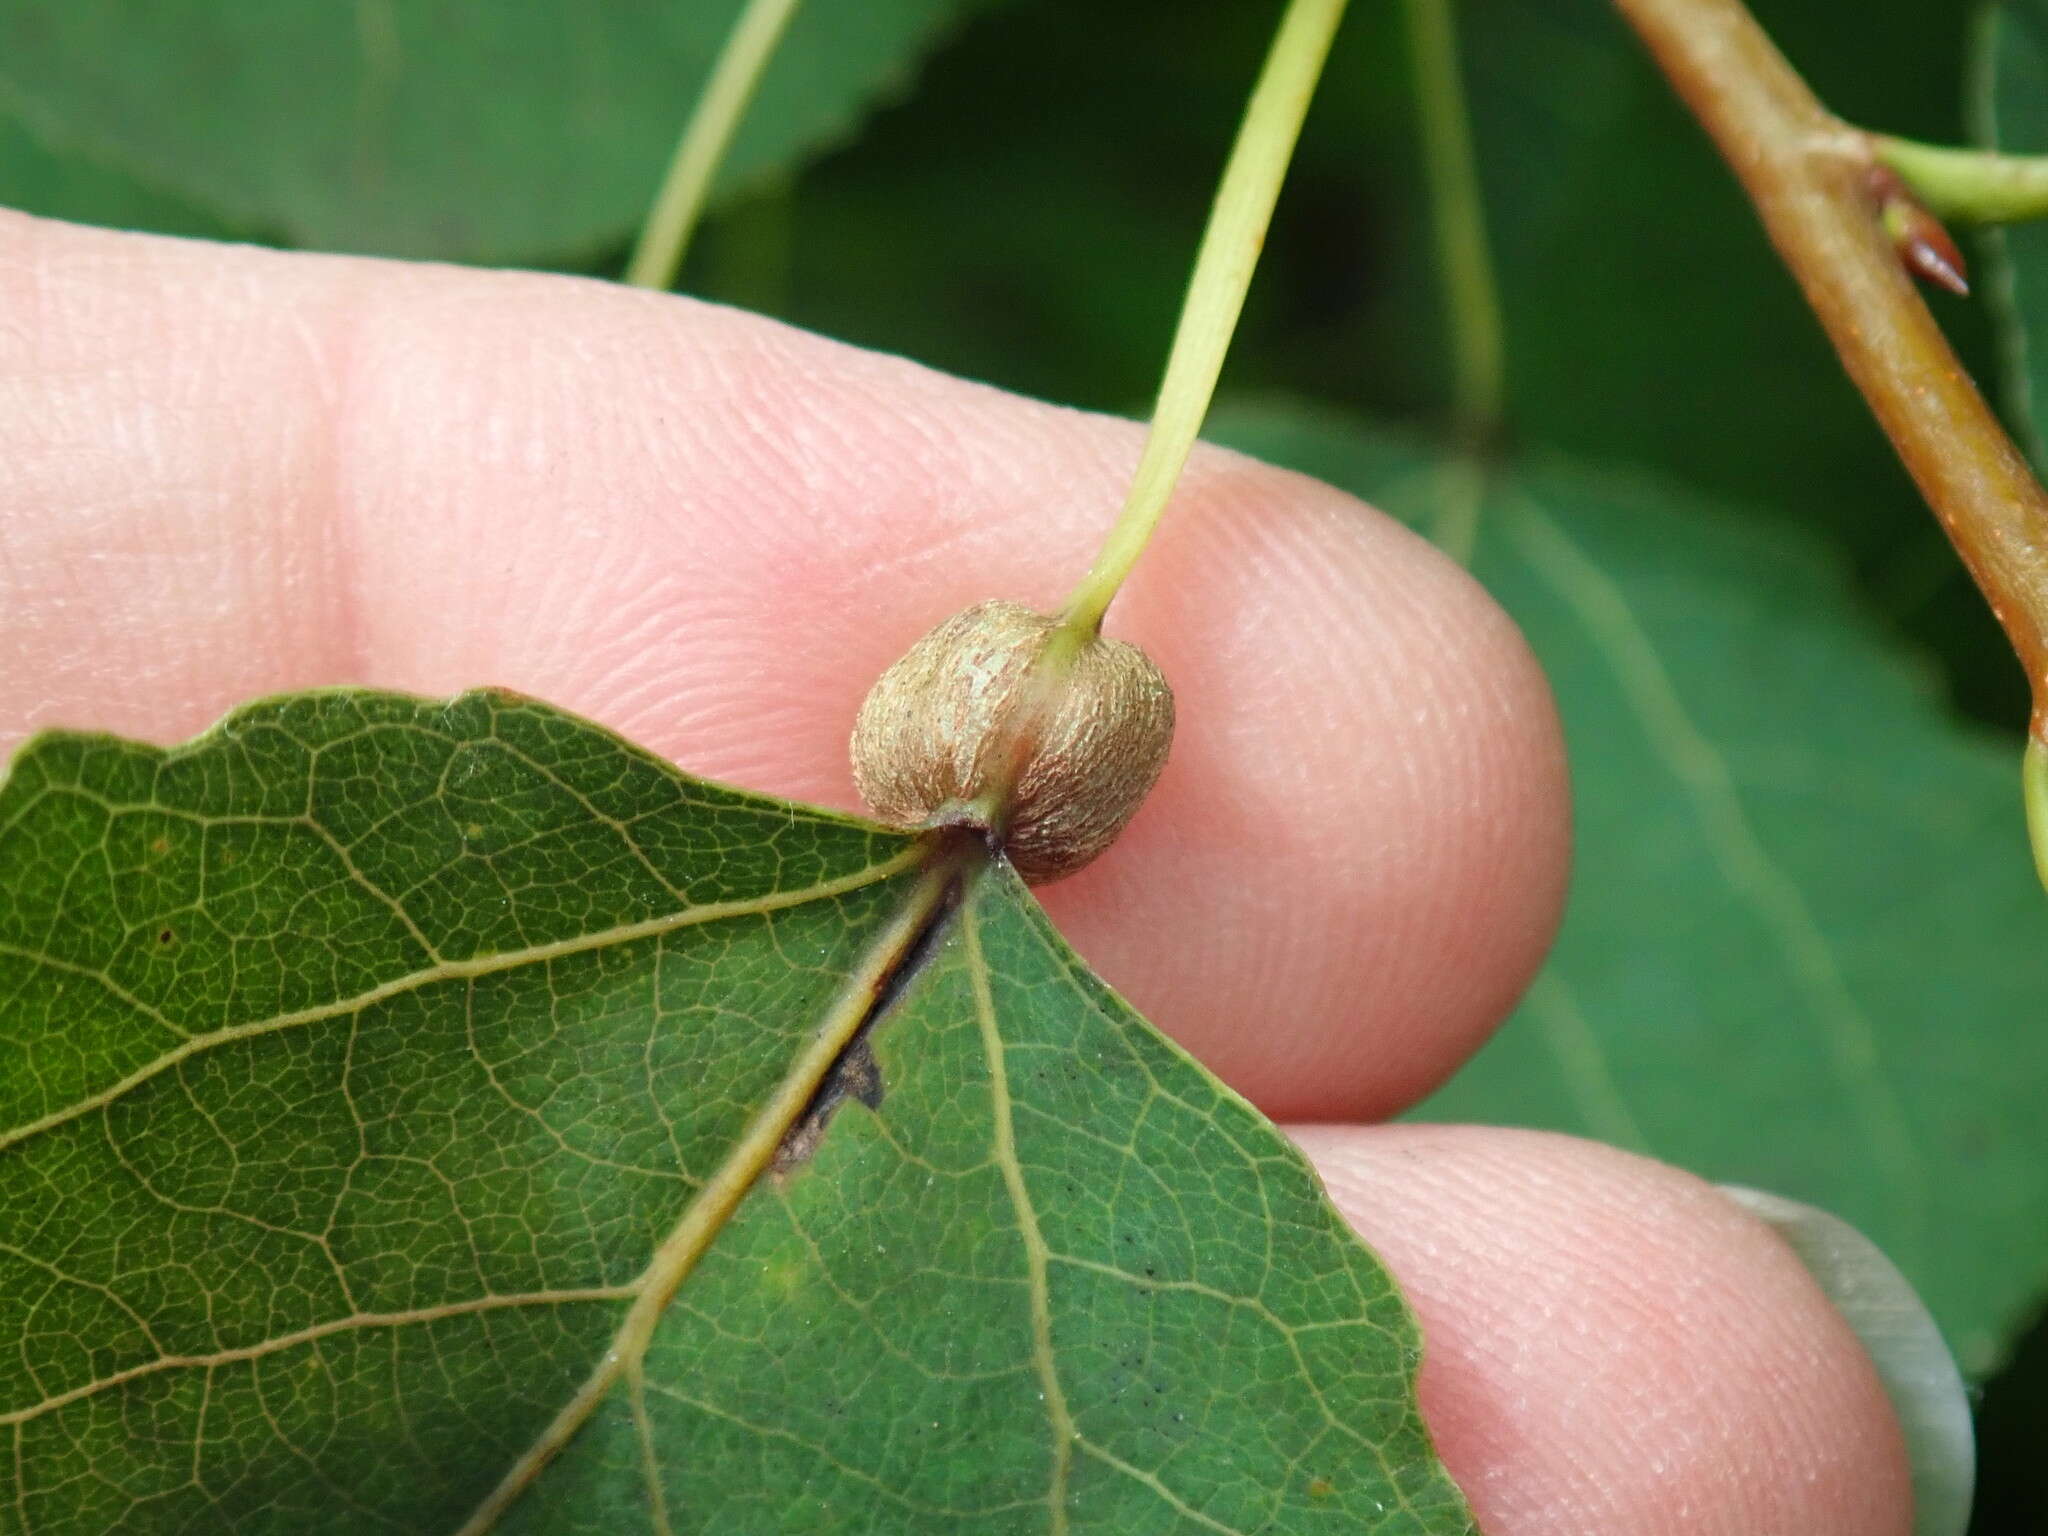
xmin=0 ymin=212 xmax=1569 ymax=1120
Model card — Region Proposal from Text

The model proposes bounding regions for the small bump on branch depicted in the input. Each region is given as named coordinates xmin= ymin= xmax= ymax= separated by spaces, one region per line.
xmin=1868 ymin=162 xmax=1970 ymax=297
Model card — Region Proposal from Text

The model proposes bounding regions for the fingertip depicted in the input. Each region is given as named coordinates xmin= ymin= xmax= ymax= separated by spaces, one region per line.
xmin=1043 ymin=448 xmax=1569 ymax=1118
xmin=1294 ymin=1125 xmax=1913 ymax=1536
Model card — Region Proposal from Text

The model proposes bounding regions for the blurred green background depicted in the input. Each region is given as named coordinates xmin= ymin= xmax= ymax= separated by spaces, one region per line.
xmin=3 ymin=0 xmax=2044 ymax=1527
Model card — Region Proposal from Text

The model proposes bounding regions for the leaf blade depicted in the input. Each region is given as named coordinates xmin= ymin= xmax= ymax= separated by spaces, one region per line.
xmin=511 ymin=865 xmax=1472 ymax=1533
xmin=1 ymin=689 xmax=1472 ymax=1532
xmin=1 ymin=689 xmax=930 ymax=1529
xmin=0 ymin=0 xmax=987 ymax=263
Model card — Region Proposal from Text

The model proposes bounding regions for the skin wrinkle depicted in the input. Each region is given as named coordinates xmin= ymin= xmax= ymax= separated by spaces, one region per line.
xmin=0 ymin=212 xmax=1913 ymax=1536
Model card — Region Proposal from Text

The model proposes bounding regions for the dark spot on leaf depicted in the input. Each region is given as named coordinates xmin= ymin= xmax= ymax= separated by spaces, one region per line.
xmin=156 ymin=929 xmax=174 ymax=946
xmin=773 ymin=869 xmax=962 ymax=1174
xmin=771 ymin=1038 xmax=880 ymax=1174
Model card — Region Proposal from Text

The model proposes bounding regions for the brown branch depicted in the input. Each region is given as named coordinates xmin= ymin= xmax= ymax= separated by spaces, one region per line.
xmin=1611 ymin=0 xmax=2048 ymax=736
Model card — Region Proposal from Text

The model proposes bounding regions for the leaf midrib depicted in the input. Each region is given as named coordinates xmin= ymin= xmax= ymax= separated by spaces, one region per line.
xmin=449 ymin=860 xmax=954 ymax=1535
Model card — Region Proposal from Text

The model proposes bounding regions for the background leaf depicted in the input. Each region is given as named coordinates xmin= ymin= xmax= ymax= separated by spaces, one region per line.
xmin=1212 ymin=403 xmax=2048 ymax=1378
xmin=0 ymin=0 xmax=987 ymax=264
xmin=0 ymin=115 xmax=232 ymax=242
xmin=1981 ymin=0 xmax=2048 ymax=468
xmin=1461 ymin=0 xmax=1992 ymax=532
xmin=0 ymin=690 xmax=1471 ymax=1533
xmin=1960 ymin=9 xmax=2048 ymax=1520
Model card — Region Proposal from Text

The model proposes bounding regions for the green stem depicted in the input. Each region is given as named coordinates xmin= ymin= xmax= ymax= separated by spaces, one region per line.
xmin=1873 ymin=135 xmax=2048 ymax=226
xmin=2015 ymin=741 xmax=2048 ymax=897
xmin=623 ymin=0 xmax=803 ymax=292
xmin=1057 ymin=0 xmax=1349 ymax=639
xmin=1401 ymin=0 xmax=1504 ymax=563
xmin=2029 ymin=739 xmax=2048 ymax=896
xmin=1403 ymin=0 xmax=1503 ymax=439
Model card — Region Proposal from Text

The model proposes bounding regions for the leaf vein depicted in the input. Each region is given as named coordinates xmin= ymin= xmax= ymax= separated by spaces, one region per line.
xmin=1074 ymin=1440 xmax=1244 ymax=1534
xmin=0 ymin=850 xmax=921 ymax=1154
xmin=641 ymin=1381 xmax=1050 ymax=1520
xmin=0 ymin=1288 xmax=635 ymax=1429
xmin=964 ymin=903 xmax=1074 ymax=1536
xmin=1511 ymin=497 xmax=1927 ymax=1231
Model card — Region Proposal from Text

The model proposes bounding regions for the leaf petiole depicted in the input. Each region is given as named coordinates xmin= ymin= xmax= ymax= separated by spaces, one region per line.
xmin=2025 ymin=737 xmax=2048 ymax=897
xmin=1056 ymin=0 xmax=1349 ymax=642
xmin=1873 ymin=135 xmax=2048 ymax=226
xmin=1401 ymin=0 xmax=1503 ymax=563
xmin=624 ymin=0 xmax=804 ymax=292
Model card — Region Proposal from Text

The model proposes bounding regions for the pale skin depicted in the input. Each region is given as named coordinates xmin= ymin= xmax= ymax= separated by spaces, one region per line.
xmin=0 ymin=210 xmax=1911 ymax=1534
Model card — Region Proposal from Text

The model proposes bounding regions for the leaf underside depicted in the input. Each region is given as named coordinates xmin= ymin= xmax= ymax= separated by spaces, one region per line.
xmin=0 ymin=689 xmax=1472 ymax=1534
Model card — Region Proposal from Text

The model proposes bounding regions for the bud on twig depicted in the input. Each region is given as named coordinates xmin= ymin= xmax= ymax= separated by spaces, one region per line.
xmin=1870 ymin=161 xmax=1970 ymax=297
xmin=851 ymin=601 xmax=1174 ymax=883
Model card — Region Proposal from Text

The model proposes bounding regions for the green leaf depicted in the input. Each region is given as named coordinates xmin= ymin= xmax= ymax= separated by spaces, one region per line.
xmin=0 ymin=114 xmax=233 ymax=241
xmin=0 ymin=689 xmax=1472 ymax=1533
xmin=1212 ymin=401 xmax=2048 ymax=1377
xmin=0 ymin=0 xmax=984 ymax=264
xmin=1979 ymin=0 xmax=2048 ymax=465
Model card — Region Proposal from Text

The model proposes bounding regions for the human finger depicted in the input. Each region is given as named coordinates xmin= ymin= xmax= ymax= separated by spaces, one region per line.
xmin=1294 ymin=1123 xmax=1912 ymax=1536
xmin=0 ymin=212 xmax=1568 ymax=1119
